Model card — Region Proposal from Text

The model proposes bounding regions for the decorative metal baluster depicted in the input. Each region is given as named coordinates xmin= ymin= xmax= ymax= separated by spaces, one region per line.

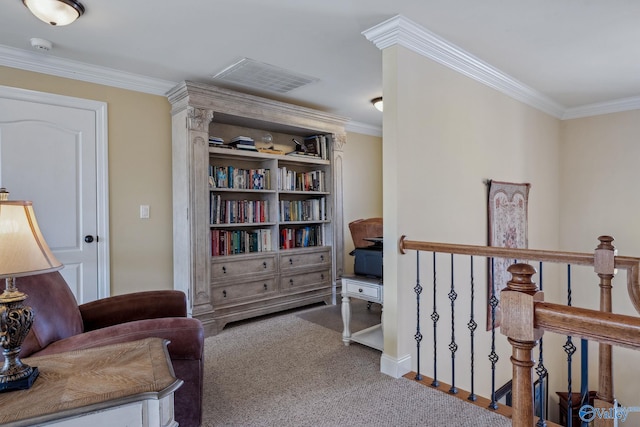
xmin=467 ymin=256 xmax=477 ymax=401
xmin=431 ymin=251 xmax=440 ymax=388
xmin=564 ymin=264 xmax=577 ymax=427
xmin=488 ymin=257 xmax=499 ymax=410
xmin=414 ymin=251 xmax=423 ymax=381
xmin=536 ymin=261 xmax=548 ymax=427
xmin=448 ymin=253 xmax=458 ymax=394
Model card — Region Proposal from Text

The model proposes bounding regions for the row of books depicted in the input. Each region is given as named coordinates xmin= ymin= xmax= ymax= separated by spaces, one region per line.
xmin=279 ymin=198 xmax=326 ymax=222
xmin=280 ymin=226 xmax=324 ymax=249
xmin=211 ymin=229 xmax=273 ymax=256
xmin=209 ymin=165 xmax=271 ymax=190
xmin=210 ymin=194 xmax=269 ymax=225
xmin=277 ymin=167 xmax=325 ymax=192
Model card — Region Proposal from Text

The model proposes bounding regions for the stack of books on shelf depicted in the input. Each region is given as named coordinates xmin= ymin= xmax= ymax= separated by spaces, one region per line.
xmin=277 ymin=167 xmax=325 ymax=192
xmin=209 ymin=165 xmax=271 ymax=190
xmin=210 ymin=195 xmax=269 ymax=225
xmin=285 ymin=135 xmax=329 ymax=160
xmin=209 ymin=136 xmax=225 ymax=146
xmin=229 ymin=136 xmax=257 ymax=151
xmin=280 ymin=226 xmax=323 ymax=249
xmin=279 ymin=198 xmax=325 ymax=222
xmin=212 ymin=229 xmax=272 ymax=256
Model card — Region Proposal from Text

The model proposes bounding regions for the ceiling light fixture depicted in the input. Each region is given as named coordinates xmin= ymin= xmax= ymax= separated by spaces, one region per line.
xmin=22 ymin=0 xmax=85 ymax=26
xmin=371 ymin=97 xmax=383 ymax=112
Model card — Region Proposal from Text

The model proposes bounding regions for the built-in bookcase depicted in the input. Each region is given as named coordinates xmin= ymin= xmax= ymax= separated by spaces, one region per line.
xmin=168 ymin=81 xmax=347 ymax=336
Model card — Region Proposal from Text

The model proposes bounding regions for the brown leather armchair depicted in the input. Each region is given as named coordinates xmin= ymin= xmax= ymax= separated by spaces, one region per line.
xmin=8 ymin=272 xmax=204 ymax=427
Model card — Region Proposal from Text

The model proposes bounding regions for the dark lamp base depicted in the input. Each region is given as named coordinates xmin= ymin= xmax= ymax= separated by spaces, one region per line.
xmin=0 ymin=367 xmax=39 ymax=392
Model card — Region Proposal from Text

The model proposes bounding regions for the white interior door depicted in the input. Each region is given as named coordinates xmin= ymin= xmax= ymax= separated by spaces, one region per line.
xmin=0 ymin=86 xmax=109 ymax=303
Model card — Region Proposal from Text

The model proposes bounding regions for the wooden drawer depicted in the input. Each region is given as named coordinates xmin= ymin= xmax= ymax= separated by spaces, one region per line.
xmin=343 ymin=277 xmax=383 ymax=303
xmin=281 ymin=269 xmax=331 ymax=291
xmin=279 ymin=248 xmax=331 ymax=271
xmin=212 ymin=277 xmax=277 ymax=305
xmin=211 ymin=254 xmax=276 ymax=283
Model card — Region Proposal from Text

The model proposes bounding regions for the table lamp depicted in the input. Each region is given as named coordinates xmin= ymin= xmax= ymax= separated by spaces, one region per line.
xmin=0 ymin=188 xmax=62 ymax=391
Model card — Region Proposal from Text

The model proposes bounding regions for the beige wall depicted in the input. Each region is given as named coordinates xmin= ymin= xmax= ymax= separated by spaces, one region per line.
xmin=0 ymin=65 xmax=382 ymax=298
xmin=382 ymin=45 xmax=564 ymax=412
xmin=560 ymin=111 xmax=640 ymax=424
xmin=342 ymin=132 xmax=383 ymax=274
xmin=1 ymin=66 xmax=174 ymax=295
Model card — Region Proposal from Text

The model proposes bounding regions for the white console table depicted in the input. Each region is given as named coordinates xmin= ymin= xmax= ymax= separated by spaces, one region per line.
xmin=0 ymin=338 xmax=182 ymax=427
xmin=341 ymin=275 xmax=383 ymax=351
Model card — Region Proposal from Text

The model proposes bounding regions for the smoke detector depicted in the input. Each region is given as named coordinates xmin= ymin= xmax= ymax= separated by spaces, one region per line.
xmin=30 ymin=38 xmax=53 ymax=52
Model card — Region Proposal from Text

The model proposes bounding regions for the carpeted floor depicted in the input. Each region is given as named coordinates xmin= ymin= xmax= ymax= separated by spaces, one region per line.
xmin=201 ymin=301 xmax=511 ymax=427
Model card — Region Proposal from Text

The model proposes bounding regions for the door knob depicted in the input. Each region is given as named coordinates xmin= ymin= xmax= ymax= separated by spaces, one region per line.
xmin=84 ymin=235 xmax=95 ymax=243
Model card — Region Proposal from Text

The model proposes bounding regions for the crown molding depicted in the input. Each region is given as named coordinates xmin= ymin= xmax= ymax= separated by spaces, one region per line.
xmin=345 ymin=120 xmax=382 ymax=137
xmin=0 ymin=44 xmax=176 ymax=96
xmin=562 ymin=95 xmax=640 ymax=120
xmin=362 ymin=15 xmax=640 ymax=121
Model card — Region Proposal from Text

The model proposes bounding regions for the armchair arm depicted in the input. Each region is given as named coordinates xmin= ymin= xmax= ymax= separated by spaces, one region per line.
xmin=79 ymin=290 xmax=188 ymax=331
xmin=31 ymin=317 xmax=204 ymax=361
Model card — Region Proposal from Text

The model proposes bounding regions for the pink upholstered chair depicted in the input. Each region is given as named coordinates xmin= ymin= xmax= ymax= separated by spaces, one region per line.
xmin=7 ymin=272 xmax=204 ymax=427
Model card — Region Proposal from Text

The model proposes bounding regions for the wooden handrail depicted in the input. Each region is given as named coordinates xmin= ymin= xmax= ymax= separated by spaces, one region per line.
xmin=399 ymin=236 xmax=640 ymax=314
xmin=534 ymin=302 xmax=640 ymax=351
xmin=500 ymin=263 xmax=640 ymax=427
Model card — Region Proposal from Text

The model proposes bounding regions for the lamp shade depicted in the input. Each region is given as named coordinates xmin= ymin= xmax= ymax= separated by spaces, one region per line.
xmin=22 ymin=0 xmax=85 ymax=26
xmin=0 ymin=201 xmax=62 ymax=278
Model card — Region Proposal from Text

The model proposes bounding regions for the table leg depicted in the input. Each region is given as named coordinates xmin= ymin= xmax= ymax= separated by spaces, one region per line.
xmin=341 ymin=292 xmax=351 ymax=346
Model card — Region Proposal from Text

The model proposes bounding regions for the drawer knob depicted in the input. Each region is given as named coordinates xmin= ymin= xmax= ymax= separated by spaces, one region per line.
xmin=321 ymin=273 xmax=324 ymax=279
xmin=358 ymin=288 xmax=363 ymax=293
xmin=223 ymin=290 xmax=227 ymax=298
xmin=289 ymin=279 xmax=294 ymax=286
xmin=289 ymin=258 xmax=293 ymax=265
xmin=263 ymin=283 xmax=268 ymax=290
xmin=222 ymin=266 xmax=226 ymax=274
xmin=263 ymin=261 xmax=267 ymax=268
xmin=320 ymin=255 xmax=324 ymax=261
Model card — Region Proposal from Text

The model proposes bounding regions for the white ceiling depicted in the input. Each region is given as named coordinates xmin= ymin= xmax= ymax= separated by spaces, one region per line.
xmin=2 ymin=0 xmax=640 ymax=135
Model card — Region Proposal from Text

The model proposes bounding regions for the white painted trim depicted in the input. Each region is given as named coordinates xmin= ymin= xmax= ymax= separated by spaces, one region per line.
xmin=345 ymin=120 xmax=382 ymax=137
xmin=0 ymin=44 xmax=176 ymax=96
xmin=380 ymin=352 xmax=412 ymax=378
xmin=362 ymin=15 xmax=640 ymax=121
xmin=362 ymin=15 xmax=566 ymax=119
xmin=0 ymin=85 xmax=110 ymax=299
xmin=562 ymin=95 xmax=640 ymax=120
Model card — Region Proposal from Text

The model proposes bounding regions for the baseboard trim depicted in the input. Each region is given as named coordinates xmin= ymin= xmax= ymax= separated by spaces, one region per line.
xmin=380 ymin=353 xmax=412 ymax=378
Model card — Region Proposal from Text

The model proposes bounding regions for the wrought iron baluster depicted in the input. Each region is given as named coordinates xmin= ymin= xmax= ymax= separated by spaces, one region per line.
xmin=488 ymin=257 xmax=499 ymax=410
xmin=448 ymin=253 xmax=458 ymax=394
xmin=536 ymin=261 xmax=548 ymax=427
xmin=467 ymin=256 xmax=477 ymax=401
xmin=564 ymin=264 xmax=577 ymax=427
xmin=431 ymin=251 xmax=440 ymax=388
xmin=414 ymin=251 xmax=423 ymax=381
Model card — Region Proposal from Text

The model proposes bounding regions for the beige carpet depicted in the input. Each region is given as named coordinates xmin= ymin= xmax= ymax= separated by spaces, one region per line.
xmin=201 ymin=303 xmax=511 ymax=426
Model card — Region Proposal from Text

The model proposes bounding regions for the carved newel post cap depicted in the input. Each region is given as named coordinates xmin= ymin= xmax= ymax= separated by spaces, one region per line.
xmin=506 ymin=263 xmax=537 ymax=293
xmin=597 ymin=235 xmax=614 ymax=250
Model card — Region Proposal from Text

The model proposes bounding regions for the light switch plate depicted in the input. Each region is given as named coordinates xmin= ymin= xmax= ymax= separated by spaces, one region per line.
xmin=140 ymin=205 xmax=150 ymax=219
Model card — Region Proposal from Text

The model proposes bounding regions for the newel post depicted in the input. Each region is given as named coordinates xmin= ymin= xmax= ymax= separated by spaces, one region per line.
xmin=500 ymin=263 xmax=545 ymax=427
xmin=594 ymin=235 xmax=615 ymax=404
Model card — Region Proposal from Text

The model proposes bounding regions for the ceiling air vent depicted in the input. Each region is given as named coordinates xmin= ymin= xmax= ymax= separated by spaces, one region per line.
xmin=211 ymin=58 xmax=319 ymax=94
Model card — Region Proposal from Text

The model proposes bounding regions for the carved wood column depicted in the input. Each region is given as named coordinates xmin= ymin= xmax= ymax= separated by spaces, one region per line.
xmin=594 ymin=235 xmax=615 ymax=404
xmin=500 ymin=263 xmax=544 ymax=427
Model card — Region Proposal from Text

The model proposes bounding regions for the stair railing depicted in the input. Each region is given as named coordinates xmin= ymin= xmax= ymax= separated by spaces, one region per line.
xmin=399 ymin=235 xmax=640 ymax=426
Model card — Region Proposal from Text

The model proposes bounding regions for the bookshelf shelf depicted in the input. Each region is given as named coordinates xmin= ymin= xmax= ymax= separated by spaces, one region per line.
xmin=169 ymin=81 xmax=347 ymax=336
